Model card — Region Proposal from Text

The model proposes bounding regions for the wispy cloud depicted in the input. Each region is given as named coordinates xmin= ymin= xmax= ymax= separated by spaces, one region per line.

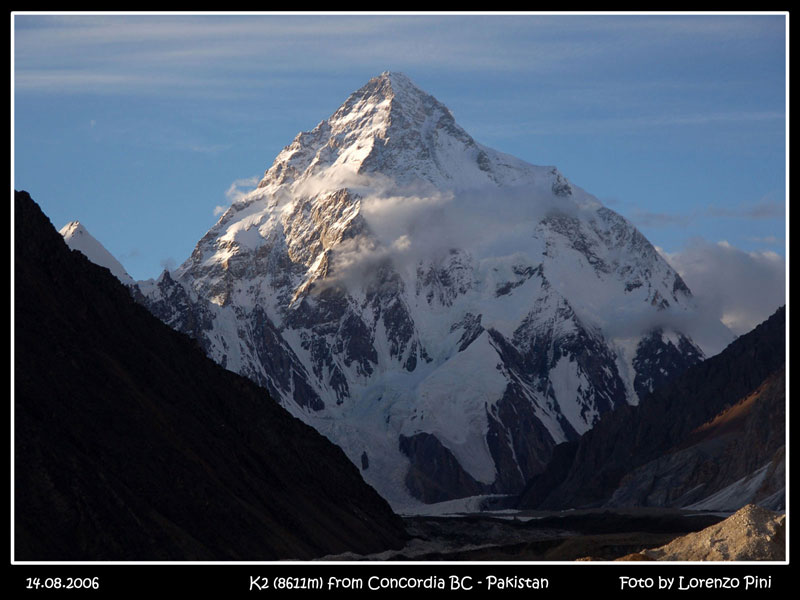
xmin=705 ymin=198 xmax=785 ymax=220
xmin=746 ymin=234 xmax=783 ymax=245
xmin=214 ymin=176 xmax=261 ymax=216
xmin=159 ymin=256 xmax=177 ymax=272
xmin=475 ymin=110 xmax=785 ymax=140
xmin=118 ymin=247 xmax=141 ymax=261
xmin=628 ymin=196 xmax=785 ymax=230
xmin=15 ymin=13 xmax=785 ymax=99
xmin=14 ymin=70 xmax=226 ymax=94
xmin=658 ymin=238 xmax=786 ymax=336
xmin=629 ymin=209 xmax=692 ymax=228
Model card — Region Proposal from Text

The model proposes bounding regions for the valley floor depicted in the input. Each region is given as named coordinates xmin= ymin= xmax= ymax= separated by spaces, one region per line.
xmin=322 ymin=507 xmax=731 ymax=561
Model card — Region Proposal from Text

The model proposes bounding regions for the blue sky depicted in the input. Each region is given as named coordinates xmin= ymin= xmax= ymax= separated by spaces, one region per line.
xmin=12 ymin=12 xmax=787 ymax=334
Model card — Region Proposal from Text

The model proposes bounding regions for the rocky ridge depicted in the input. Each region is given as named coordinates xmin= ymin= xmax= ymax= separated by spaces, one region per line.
xmin=518 ymin=306 xmax=785 ymax=512
xmin=610 ymin=504 xmax=786 ymax=561
xmin=607 ymin=368 xmax=785 ymax=511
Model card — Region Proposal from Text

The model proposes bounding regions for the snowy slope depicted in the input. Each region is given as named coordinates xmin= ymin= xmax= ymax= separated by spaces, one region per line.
xmin=136 ymin=72 xmax=734 ymax=509
xmin=60 ymin=221 xmax=135 ymax=285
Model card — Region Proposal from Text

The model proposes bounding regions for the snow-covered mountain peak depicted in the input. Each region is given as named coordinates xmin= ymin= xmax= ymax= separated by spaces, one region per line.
xmin=255 ymin=71 xmax=563 ymax=194
xmin=326 ymin=71 xmax=454 ymax=137
xmin=60 ymin=220 xmax=84 ymax=238
xmin=59 ymin=220 xmax=134 ymax=285
xmin=137 ymin=73 xmax=735 ymax=509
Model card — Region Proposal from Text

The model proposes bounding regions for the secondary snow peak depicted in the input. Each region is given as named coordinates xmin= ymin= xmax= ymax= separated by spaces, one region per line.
xmin=60 ymin=220 xmax=84 ymax=238
xmin=59 ymin=220 xmax=135 ymax=285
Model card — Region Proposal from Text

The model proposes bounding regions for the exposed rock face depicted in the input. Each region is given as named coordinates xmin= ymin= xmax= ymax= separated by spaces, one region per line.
xmin=519 ymin=306 xmax=785 ymax=510
xmin=399 ymin=433 xmax=489 ymax=504
xmin=130 ymin=72 xmax=730 ymax=508
xmin=607 ymin=369 xmax=785 ymax=510
xmin=14 ymin=190 xmax=407 ymax=561
xmin=636 ymin=504 xmax=785 ymax=561
xmin=632 ymin=328 xmax=703 ymax=399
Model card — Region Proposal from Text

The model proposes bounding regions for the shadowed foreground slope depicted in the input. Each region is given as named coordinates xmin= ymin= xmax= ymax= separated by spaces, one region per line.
xmin=518 ymin=305 xmax=785 ymax=510
xmin=14 ymin=190 xmax=407 ymax=561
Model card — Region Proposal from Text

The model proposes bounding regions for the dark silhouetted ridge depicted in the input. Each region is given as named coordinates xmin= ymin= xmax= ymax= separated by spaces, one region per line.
xmin=14 ymin=190 xmax=407 ymax=560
